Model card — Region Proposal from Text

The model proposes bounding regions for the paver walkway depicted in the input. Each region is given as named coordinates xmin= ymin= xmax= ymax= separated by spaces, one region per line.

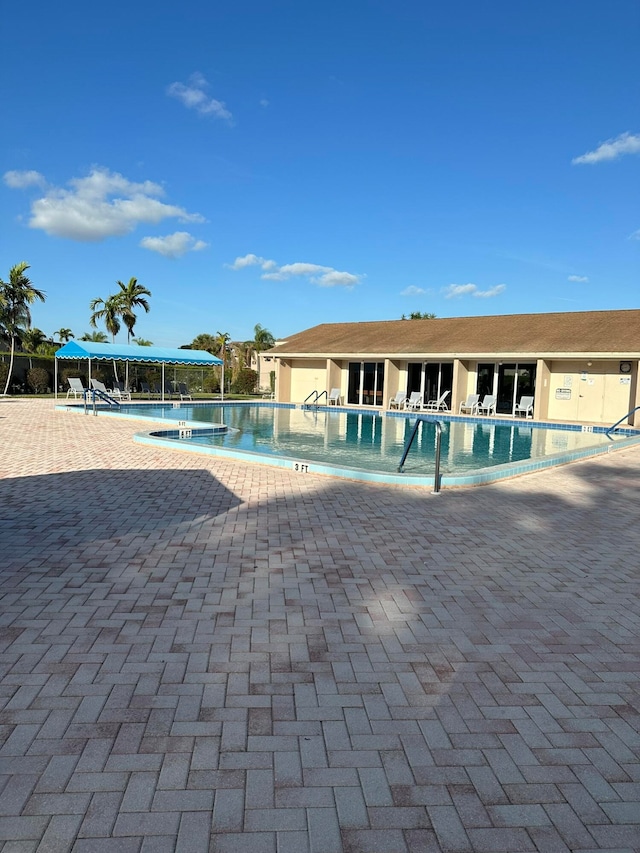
xmin=1 ymin=400 xmax=639 ymax=853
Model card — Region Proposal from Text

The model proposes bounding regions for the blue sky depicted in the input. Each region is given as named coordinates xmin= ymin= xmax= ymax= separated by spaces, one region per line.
xmin=2 ymin=0 xmax=638 ymax=346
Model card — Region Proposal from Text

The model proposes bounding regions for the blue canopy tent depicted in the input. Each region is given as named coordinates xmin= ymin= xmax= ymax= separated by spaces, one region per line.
xmin=55 ymin=341 xmax=224 ymax=401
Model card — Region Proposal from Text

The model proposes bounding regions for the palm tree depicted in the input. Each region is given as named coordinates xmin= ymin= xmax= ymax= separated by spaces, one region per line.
xmin=54 ymin=328 xmax=74 ymax=342
xmin=134 ymin=338 xmax=153 ymax=346
xmin=115 ymin=278 xmax=151 ymax=389
xmin=21 ymin=327 xmax=47 ymax=353
xmin=253 ymin=323 xmax=275 ymax=351
xmin=89 ymin=294 xmax=124 ymax=382
xmin=189 ymin=333 xmax=219 ymax=354
xmin=21 ymin=327 xmax=48 ymax=368
xmin=216 ymin=331 xmax=231 ymax=396
xmin=244 ymin=323 xmax=275 ymax=385
xmin=80 ymin=331 xmax=108 ymax=342
xmin=0 ymin=262 xmax=46 ymax=395
xmin=116 ymin=278 xmax=151 ymax=343
xmin=89 ymin=294 xmax=122 ymax=342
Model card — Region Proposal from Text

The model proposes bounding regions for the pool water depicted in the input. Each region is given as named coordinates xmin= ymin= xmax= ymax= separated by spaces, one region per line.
xmin=117 ymin=403 xmax=623 ymax=476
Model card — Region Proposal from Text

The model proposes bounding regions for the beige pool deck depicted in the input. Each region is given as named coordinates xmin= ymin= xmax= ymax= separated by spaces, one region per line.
xmin=1 ymin=399 xmax=639 ymax=853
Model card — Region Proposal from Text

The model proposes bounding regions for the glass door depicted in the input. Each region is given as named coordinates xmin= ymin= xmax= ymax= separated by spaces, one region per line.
xmin=347 ymin=363 xmax=360 ymax=405
xmin=476 ymin=363 xmax=495 ymax=398
xmin=347 ymin=362 xmax=385 ymax=406
xmin=497 ymin=363 xmax=536 ymax=414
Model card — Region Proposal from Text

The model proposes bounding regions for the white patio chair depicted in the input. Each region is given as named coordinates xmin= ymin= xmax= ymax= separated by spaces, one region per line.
xmin=459 ymin=394 xmax=480 ymax=415
xmin=389 ymin=391 xmax=407 ymax=409
xmin=477 ymin=394 xmax=496 ymax=415
xmin=328 ymin=388 xmax=342 ymax=405
xmin=404 ymin=391 xmax=423 ymax=411
xmin=111 ymin=381 xmax=131 ymax=401
xmin=514 ymin=395 xmax=534 ymax=418
xmin=423 ymin=390 xmax=450 ymax=411
xmin=66 ymin=378 xmax=86 ymax=399
xmin=90 ymin=378 xmax=111 ymax=394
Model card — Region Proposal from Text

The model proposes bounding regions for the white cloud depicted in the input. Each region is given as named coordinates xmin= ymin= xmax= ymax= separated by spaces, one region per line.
xmin=7 ymin=167 xmax=204 ymax=241
xmin=140 ymin=231 xmax=208 ymax=258
xmin=226 ymin=253 xmax=277 ymax=271
xmin=443 ymin=283 xmax=477 ymax=298
xmin=630 ymin=230 xmax=640 ymax=240
xmin=568 ymin=274 xmax=589 ymax=282
xmin=315 ymin=270 xmax=359 ymax=287
xmin=228 ymin=254 xmax=362 ymax=288
xmin=401 ymin=286 xmax=426 ymax=296
xmin=572 ymin=132 xmax=640 ymax=165
xmin=443 ymin=283 xmax=506 ymax=299
xmin=260 ymin=98 xmax=269 ymax=108
xmin=475 ymin=284 xmax=506 ymax=298
xmin=3 ymin=169 xmax=47 ymax=189
xmin=167 ymin=73 xmax=233 ymax=123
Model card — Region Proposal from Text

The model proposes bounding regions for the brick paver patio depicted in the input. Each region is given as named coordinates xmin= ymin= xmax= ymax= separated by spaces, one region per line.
xmin=1 ymin=399 xmax=639 ymax=853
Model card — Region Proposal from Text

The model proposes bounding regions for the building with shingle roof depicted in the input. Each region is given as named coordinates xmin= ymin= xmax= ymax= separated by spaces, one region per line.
xmin=267 ymin=309 xmax=640 ymax=425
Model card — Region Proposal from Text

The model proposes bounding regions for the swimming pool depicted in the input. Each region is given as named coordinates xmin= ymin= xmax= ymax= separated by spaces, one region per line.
xmin=78 ymin=401 xmax=640 ymax=487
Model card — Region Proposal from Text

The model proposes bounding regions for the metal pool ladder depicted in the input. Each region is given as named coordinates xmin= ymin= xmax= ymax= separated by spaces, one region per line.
xmin=303 ymin=389 xmax=327 ymax=409
xmin=398 ymin=417 xmax=443 ymax=493
xmin=84 ymin=387 xmax=120 ymax=415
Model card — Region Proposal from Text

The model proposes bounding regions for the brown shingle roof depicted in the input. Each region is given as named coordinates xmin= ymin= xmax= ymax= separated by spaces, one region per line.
xmin=271 ymin=310 xmax=640 ymax=357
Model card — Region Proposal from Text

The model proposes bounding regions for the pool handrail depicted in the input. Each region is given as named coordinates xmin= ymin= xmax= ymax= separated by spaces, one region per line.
xmin=606 ymin=405 xmax=640 ymax=437
xmin=84 ymin=387 xmax=120 ymax=415
xmin=397 ymin=416 xmax=443 ymax=493
xmin=303 ymin=389 xmax=327 ymax=409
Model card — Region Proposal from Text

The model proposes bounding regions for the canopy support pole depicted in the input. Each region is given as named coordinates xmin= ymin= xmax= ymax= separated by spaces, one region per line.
xmin=54 ymin=358 xmax=58 ymax=400
xmin=161 ymin=363 xmax=165 ymax=402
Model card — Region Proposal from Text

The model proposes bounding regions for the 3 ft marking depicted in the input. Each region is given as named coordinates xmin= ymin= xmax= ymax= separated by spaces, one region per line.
xmin=293 ymin=462 xmax=309 ymax=473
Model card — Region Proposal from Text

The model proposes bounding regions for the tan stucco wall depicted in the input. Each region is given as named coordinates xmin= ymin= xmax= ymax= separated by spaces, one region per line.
xmin=385 ymin=360 xmax=402 ymax=406
xmin=289 ymin=359 xmax=327 ymax=403
xmin=546 ymin=360 xmax=633 ymax=424
xmin=276 ymin=359 xmax=291 ymax=402
xmin=327 ymin=359 xmax=343 ymax=397
xmin=453 ymin=361 xmax=471 ymax=412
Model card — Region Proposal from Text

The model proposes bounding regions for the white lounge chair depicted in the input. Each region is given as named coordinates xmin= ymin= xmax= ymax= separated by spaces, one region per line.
xmin=477 ymin=394 xmax=496 ymax=415
xmin=90 ymin=378 xmax=111 ymax=394
xmin=389 ymin=391 xmax=407 ymax=409
xmin=514 ymin=395 xmax=534 ymax=418
xmin=459 ymin=394 xmax=480 ymax=415
xmin=404 ymin=391 xmax=423 ymax=411
xmin=423 ymin=390 xmax=450 ymax=411
xmin=178 ymin=383 xmax=192 ymax=401
xmin=66 ymin=378 xmax=86 ymax=399
xmin=111 ymin=381 xmax=131 ymax=401
xmin=328 ymin=388 xmax=342 ymax=405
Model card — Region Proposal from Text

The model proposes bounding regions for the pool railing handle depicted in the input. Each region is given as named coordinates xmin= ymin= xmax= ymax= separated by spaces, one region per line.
xmin=606 ymin=404 xmax=640 ymax=437
xmin=397 ymin=417 xmax=442 ymax=493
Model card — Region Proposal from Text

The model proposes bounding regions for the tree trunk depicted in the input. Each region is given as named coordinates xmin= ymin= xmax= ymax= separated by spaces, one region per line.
xmin=2 ymin=337 xmax=16 ymax=395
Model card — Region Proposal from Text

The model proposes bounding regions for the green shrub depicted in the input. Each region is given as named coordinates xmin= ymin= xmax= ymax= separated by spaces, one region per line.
xmin=26 ymin=367 xmax=50 ymax=393
xmin=0 ymin=362 xmax=8 ymax=391
xmin=231 ymin=368 xmax=258 ymax=395
xmin=61 ymin=367 xmax=87 ymax=389
xmin=203 ymin=369 xmax=220 ymax=394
